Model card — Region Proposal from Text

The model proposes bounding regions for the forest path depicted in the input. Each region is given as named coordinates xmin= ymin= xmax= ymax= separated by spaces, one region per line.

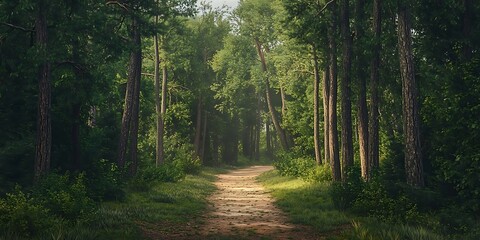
xmin=200 ymin=165 xmax=321 ymax=239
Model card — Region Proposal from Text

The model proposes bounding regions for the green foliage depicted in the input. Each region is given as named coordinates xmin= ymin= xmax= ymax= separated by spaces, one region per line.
xmin=336 ymin=220 xmax=446 ymax=240
xmin=164 ymin=136 xmax=201 ymax=175
xmin=32 ymin=172 xmax=96 ymax=222
xmin=0 ymin=188 xmax=57 ymax=238
xmin=329 ymin=166 xmax=364 ymax=210
xmin=130 ymin=164 xmax=185 ymax=191
xmin=274 ymin=151 xmax=331 ymax=182
xmin=258 ymin=170 xmax=349 ymax=232
xmin=85 ymin=159 xmax=126 ymax=201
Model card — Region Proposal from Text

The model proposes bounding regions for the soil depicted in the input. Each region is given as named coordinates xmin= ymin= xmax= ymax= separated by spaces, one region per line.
xmin=200 ymin=165 xmax=322 ymax=240
xmin=142 ymin=165 xmax=324 ymax=240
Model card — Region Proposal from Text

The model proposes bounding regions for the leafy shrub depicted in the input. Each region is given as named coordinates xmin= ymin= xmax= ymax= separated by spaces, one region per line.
xmin=274 ymin=151 xmax=331 ymax=182
xmin=172 ymin=148 xmax=201 ymax=175
xmin=304 ymin=164 xmax=332 ymax=182
xmin=0 ymin=188 xmax=57 ymax=238
xmin=86 ymin=159 xmax=125 ymax=201
xmin=32 ymin=172 xmax=96 ymax=222
xmin=165 ymin=134 xmax=202 ymax=175
xmin=130 ymin=163 xmax=185 ymax=191
xmin=329 ymin=166 xmax=364 ymax=210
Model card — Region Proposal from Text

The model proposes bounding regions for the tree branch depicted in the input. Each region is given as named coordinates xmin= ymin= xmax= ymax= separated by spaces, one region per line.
xmin=320 ymin=0 xmax=337 ymax=13
xmin=142 ymin=72 xmax=155 ymax=77
xmin=2 ymin=22 xmax=34 ymax=32
xmin=106 ymin=1 xmax=129 ymax=12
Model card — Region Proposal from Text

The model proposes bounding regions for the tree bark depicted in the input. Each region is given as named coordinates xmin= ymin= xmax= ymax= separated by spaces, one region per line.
xmin=266 ymin=119 xmax=272 ymax=156
xmin=462 ymin=0 xmax=472 ymax=60
xmin=201 ymin=111 xmax=208 ymax=163
xmin=355 ymin=0 xmax=370 ymax=180
xmin=340 ymin=0 xmax=354 ymax=180
xmin=242 ymin=125 xmax=251 ymax=157
xmin=159 ymin=65 xmax=167 ymax=164
xmin=71 ymin=103 xmax=81 ymax=170
xmin=254 ymin=38 xmax=289 ymax=151
xmin=255 ymin=95 xmax=262 ymax=160
xmin=118 ymin=16 xmax=141 ymax=171
xmin=34 ymin=0 xmax=51 ymax=182
xmin=154 ymin=18 xmax=163 ymax=166
xmin=328 ymin=2 xmax=341 ymax=181
xmin=323 ymin=66 xmax=330 ymax=165
xmin=194 ymin=97 xmax=203 ymax=156
xmin=369 ymin=0 xmax=381 ymax=174
xmin=212 ymin=133 xmax=219 ymax=164
xmin=312 ymin=45 xmax=322 ymax=165
xmin=397 ymin=3 xmax=424 ymax=187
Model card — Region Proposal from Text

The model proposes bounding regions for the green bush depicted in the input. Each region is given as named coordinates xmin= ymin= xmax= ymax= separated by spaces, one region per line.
xmin=130 ymin=163 xmax=186 ymax=191
xmin=274 ymin=151 xmax=331 ymax=182
xmin=164 ymin=134 xmax=202 ymax=175
xmin=0 ymin=188 xmax=57 ymax=238
xmin=329 ymin=166 xmax=423 ymax=225
xmin=329 ymin=165 xmax=364 ymax=210
xmin=86 ymin=159 xmax=125 ymax=201
xmin=304 ymin=164 xmax=332 ymax=182
xmin=32 ymin=172 xmax=96 ymax=222
xmin=172 ymin=148 xmax=202 ymax=175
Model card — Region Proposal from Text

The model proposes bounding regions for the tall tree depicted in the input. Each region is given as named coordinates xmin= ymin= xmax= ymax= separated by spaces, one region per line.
xmin=312 ymin=45 xmax=322 ymax=165
xmin=369 ymin=0 xmax=382 ymax=177
xmin=118 ymin=14 xmax=142 ymax=171
xmin=154 ymin=7 xmax=165 ymax=166
xmin=328 ymin=2 xmax=341 ymax=181
xmin=323 ymin=66 xmax=330 ymax=165
xmin=397 ymin=1 xmax=424 ymax=187
xmin=354 ymin=0 xmax=370 ymax=180
xmin=34 ymin=0 xmax=51 ymax=181
xmin=254 ymin=38 xmax=290 ymax=151
xmin=237 ymin=0 xmax=291 ymax=151
xmin=340 ymin=0 xmax=354 ymax=180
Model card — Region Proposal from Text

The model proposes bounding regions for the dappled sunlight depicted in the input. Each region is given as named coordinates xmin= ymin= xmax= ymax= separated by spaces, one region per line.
xmin=202 ymin=165 xmax=320 ymax=239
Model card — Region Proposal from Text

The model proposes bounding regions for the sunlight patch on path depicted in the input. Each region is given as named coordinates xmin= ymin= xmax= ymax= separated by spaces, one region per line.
xmin=202 ymin=165 xmax=320 ymax=239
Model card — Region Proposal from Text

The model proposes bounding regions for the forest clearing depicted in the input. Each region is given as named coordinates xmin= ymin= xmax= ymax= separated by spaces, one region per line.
xmin=1 ymin=0 xmax=479 ymax=239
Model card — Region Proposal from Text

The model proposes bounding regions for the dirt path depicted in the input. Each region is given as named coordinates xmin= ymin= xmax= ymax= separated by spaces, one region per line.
xmin=201 ymin=165 xmax=320 ymax=240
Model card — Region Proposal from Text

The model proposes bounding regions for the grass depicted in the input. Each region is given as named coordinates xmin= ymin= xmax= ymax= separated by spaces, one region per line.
xmin=53 ymin=167 xmax=222 ymax=240
xmin=257 ymin=169 xmax=350 ymax=233
xmin=257 ymin=169 xmax=448 ymax=240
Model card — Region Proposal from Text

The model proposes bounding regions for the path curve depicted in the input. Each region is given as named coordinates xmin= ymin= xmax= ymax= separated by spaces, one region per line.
xmin=202 ymin=165 xmax=320 ymax=239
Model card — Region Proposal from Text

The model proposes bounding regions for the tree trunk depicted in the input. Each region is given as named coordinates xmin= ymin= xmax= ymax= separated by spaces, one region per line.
xmin=158 ymin=65 xmax=167 ymax=165
xmin=328 ymin=2 xmax=341 ymax=181
xmin=242 ymin=125 xmax=251 ymax=157
xmin=397 ymin=3 xmax=424 ymax=187
xmin=462 ymin=0 xmax=472 ymax=60
xmin=194 ymin=97 xmax=202 ymax=156
xmin=129 ymin=60 xmax=140 ymax=176
xmin=71 ymin=103 xmax=81 ymax=170
xmin=323 ymin=66 xmax=330 ymax=165
xmin=34 ymin=0 xmax=51 ymax=182
xmin=201 ymin=111 xmax=208 ymax=163
xmin=266 ymin=118 xmax=272 ymax=156
xmin=212 ymin=133 xmax=219 ymax=165
xmin=340 ymin=0 xmax=354 ymax=180
xmin=117 ymin=16 xmax=141 ymax=170
xmin=312 ymin=45 xmax=322 ymax=165
xmin=355 ymin=0 xmax=370 ymax=180
xmin=254 ymin=38 xmax=289 ymax=151
xmin=369 ymin=0 xmax=381 ymax=173
xmin=255 ymin=96 xmax=261 ymax=160
xmin=154 ymin=22 xmax=163 ymax=166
